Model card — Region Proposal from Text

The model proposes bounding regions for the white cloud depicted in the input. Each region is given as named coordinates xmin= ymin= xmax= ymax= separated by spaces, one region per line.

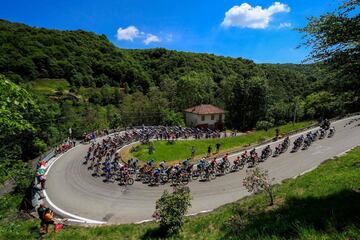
xmin=144 ymin=34 xmax=161 ymax=45
xmin=221 ymin=2 xmax=290 ymax=29
xmin=165 ymin=34 xmax=173 ymax=42
xmin=116 ymin=26 xmax=161 ymax=45
xmin=279 ymin=22 xmax=292 ymax=28
xmin=116 ymin=26 xmax=140 ymax=41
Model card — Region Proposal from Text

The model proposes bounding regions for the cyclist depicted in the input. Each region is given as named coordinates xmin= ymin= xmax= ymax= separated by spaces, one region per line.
xmin=241 ymin=150 xmax=248 ymax=160
xmin=159 ymin=161 xmax=167 ymax=170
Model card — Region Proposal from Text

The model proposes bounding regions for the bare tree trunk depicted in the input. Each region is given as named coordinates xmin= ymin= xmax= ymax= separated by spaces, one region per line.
xmin=266 ymin=188 xmax=274 ymax=206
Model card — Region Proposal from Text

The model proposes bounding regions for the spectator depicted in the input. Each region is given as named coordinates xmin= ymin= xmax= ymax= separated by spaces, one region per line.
xmin=37 ymin=159 xmax=45 ymax=169
xmin=37 ymin=168 xmax=46 ymax=190
xmin=216 ymin=143 xmax=221 ymax=153
xmin=207 ymin=145 xmax=212 ymax=156
xmin=43 ymin=208 xmax=55 ymax=233
xmin=191 ymin=146 xmax=196 ymax=158
xmin=37 ymin=203 xmax=47 ymax=234
xmin=275 ymin=128 xmax=280 ymax=140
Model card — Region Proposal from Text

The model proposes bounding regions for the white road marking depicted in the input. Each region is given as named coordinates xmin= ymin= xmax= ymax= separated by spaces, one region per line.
xmin=42 ymin=145 xmax=106 ymax=224
xmin=294 ymin=166 xmax=318 ymax=179
xmin=44 ymin=115 xmax=360 ymax=225
xmin=134 ymin=209 xmax=214 ymax=224
xmin=135 ymin=219 xmax=153 ymax=224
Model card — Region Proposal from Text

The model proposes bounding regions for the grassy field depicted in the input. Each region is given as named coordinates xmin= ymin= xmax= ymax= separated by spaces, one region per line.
xmin=27 ymin=78 xmax=70 ymax=94
xmin=2 ymin=146 xmax=359 ymax=240
xmin=127 ymin=121 xmax=315 ymax=163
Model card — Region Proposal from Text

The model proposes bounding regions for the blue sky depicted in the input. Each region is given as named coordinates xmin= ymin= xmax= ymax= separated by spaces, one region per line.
xmin=0 ymin=0 xmax=340 ymax=63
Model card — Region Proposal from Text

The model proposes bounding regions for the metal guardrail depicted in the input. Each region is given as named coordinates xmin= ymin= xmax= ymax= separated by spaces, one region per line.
xmin=43 ymin=149 xmax=55 ymax=163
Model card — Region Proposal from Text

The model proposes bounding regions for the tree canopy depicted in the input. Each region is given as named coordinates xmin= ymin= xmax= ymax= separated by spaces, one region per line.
xmin=298 ymin=0 xmax=360 ymax=112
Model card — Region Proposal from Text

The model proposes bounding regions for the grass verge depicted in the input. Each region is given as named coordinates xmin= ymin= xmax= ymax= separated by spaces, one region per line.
xmin=1 ymin=146 xmax=359 ymax=240
xmin=128 ymin=121 xmax=315 ymax=163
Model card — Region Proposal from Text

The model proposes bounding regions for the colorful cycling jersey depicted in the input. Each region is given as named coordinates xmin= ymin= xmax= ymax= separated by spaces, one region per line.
xmin=147 ymin=159 xmax=154 ymax=167
xmin=153 ymin=169 xmax=160 ymax=176
xmin=182 ymin=159 xmax=189 ymax=166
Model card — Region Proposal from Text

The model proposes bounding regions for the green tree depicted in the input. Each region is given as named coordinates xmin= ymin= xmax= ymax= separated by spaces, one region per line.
xmin=0 ymin=75 xmax=38 ymax=159
xmin=159 ymin=75 xmax=177 ymax=109
xmin=243 ymin=167 xmax=274 ymax=206
xmin=176 ymin=72 xmax=216 ymax=110
xmin=298 ymin=1 xmax=359 ymax=67
xmin=226 ymin=77 xmax=268 ymax=130
xmin=304 ymin=91 xmax=342 ymax=118
xmin=110 ymin=114 xmax=123 ymax=129
xmin=0 ymin=76 xmax=36 ymax=135
xmin=298 ymin=0 xmax=360 ymax=111
xmin=256 ymin=120 xmax=273 ymax=131
xmin=154 ymin=186 xmax=192 ymax=236
xmin=160 ymin=109 xmax=185 ymax=126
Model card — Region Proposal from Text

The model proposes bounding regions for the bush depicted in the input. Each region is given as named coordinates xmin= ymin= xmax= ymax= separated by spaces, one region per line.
xmin=277 ymin=120 xmax=287 ymax=126
xmin=243 ymin=167 xmax=274 ymax=206
xmin=154 ymin=186 xmax=192 ymax=236
xmin=32 ymin=138 xmax=48 ymax=155
xmin=256 ymin=121 xmax=273 ymax=131
xmin=161 ymin=109 xmax=185 ymax=126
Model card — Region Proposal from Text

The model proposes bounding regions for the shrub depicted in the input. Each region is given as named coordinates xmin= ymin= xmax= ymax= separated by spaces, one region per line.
xmin=243 ymin=167 xmax=275 ymax=206
xmin=153 ymin=186 xmax=192 ymax=236
xmin=33 ymin=138 xmax=48 ymax=155
xmin=256 ymin=121 xmax=274 ymax=131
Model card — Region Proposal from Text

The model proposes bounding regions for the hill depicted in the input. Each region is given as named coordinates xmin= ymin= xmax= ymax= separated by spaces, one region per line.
xmin=0 ymin=19 xmax=351 ymax=163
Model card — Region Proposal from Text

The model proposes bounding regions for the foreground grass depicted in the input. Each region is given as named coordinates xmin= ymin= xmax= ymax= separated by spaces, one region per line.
xmin=129 ymin=121 xmax=315 ymax=163
xmin=2 ymin=146 xmax=359 ymax=240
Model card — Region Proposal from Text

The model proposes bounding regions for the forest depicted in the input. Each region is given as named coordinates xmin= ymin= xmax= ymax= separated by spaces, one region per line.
xmin=0 ymin=1 xmax=358 ymax=172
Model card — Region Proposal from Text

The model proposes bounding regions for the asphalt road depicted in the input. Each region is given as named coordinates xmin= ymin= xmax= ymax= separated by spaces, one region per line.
xmin=45 ymin=115 xmax=360 ymax=224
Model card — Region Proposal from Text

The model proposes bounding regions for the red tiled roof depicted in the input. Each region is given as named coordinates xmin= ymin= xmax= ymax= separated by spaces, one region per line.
xmin=184 ymin=104 xmax=225 ymax=115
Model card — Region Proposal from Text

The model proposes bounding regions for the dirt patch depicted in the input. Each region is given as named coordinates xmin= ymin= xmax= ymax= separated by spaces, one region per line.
xmin=264 ymin=197 xmax=285 ymax=212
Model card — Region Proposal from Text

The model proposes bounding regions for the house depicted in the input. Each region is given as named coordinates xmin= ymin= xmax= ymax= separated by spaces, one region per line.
xmin=184 ymin=104 xmax=226 ymax=130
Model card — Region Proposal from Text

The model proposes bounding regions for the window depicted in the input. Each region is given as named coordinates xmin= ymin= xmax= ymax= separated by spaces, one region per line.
xmin=219 ymin=114 xmax=223 ymax=122
xmin=211 ymin=115 xmax=215 ymax=120
xmin=201 ymin=115 xmax=205 ymax=121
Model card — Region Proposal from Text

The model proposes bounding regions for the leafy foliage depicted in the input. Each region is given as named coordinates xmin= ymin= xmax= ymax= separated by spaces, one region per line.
xmin=298 ymin=0 xmax=360 ymax=112
xmin=243 ymin=167 xmax=274 ymax=206
xmin=154 ymin=186 xmax=192 ymax=236
xmin=0 ymin=15 xmax=358 ymax=184
xmin=256 ymin=120 xmax=274 ymax=131
xmin=0 ymin=75 xmax=37 ymax=135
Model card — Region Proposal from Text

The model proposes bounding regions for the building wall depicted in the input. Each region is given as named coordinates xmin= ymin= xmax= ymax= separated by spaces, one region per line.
xmin=185 ymin=112 xmax=225 ymax=127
